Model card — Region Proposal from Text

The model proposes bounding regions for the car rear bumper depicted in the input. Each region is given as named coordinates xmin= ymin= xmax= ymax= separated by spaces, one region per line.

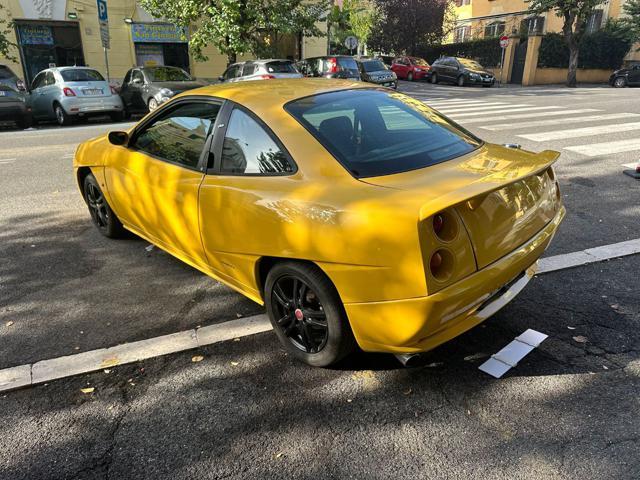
xmin=469 ymin=76 xmax=495 ymax=85
xmin=61 ymin=96 xmax=124 ymax=116
xmin=344 ymin=205 xmax=565 ymax=354
xmin=412 ymin=70 xmax=431 ymax=80
xmin=0 ymin=101 xmax=29 ymax=120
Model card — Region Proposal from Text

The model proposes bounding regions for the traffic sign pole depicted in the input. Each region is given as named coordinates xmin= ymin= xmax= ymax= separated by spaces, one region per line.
xmin=498 ymin=35 xmax=509 ymax=87
xmin=96 ymin=0 xmax=110 ymax=81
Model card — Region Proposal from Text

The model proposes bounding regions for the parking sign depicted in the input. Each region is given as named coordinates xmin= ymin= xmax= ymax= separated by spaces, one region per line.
xmin=97 ymin=0 xmax=110 ymax=49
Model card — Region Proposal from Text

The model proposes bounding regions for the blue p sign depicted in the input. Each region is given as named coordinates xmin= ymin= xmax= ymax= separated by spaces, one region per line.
xmin=97 ymin=0 xmax=108 ymax=22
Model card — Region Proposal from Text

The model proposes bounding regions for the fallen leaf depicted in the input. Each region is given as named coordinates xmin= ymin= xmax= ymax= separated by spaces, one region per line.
xmin=80 ymin=387 xmax=95 ymax=394
xmin=145 ymin=244 xmax=154 ymax=252
xmin=192 ymin=355 xmax=204 ymax=363
xmin=346 ymin=398 xmax=353 ymax=403
xmin=236 ymin=313 xmax=243 ymax=318
xmin=567 ymin=326 xmax=576 ymax=330
xmin=5 ymin=321 xmax=13 ymax=327
xmin=230 ymin=361 xmax=239 ymax=366
xmin=74 ymin=346 xmax=80 ymax=350
xmin=103 ymin=369 xmax=111 ymax=374
xmin=602 ymin=365 xmax=609 ymax=370
xmin=403 ymin=388 xmax=412 ymax=396
xmin=275 ymin=452 xmax=284 ymax=459
xmin=233 ymin=338 xmax=241 ymax=342
xmin=610 ymin=304 xmax=619 ymax=310
xmin=573 ymin=335 xmax=588 ymax=344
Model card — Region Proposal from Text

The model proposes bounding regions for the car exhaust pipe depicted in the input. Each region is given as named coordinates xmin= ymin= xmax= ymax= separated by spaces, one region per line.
xmin=394 ymin=353 xmax=423 ymax=368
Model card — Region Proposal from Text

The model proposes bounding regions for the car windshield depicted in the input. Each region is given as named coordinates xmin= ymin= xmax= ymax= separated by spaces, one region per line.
xmin=410 ymin=58 xmax=429 ymax=66
xmin=0 ymin=66 xmax=15 ymax=79
xmin=146 ymin=67 xmax=192 ymax=82
xmin=362 ymin=60 xmax=387 ymax=72
xmin=285 ymin=89 xmax=481 ymax=178
xmin=458 ymin=59 xmax=484 ymax=70
xmin=266 ymin=61 xmax=297 ymax=73
xmin=60 ymin=69 xmax=104 ymax=82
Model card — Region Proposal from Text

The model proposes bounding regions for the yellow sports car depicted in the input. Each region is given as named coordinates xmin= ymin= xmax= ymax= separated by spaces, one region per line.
xmin=74 ymin=79 xmax=564 ymax=367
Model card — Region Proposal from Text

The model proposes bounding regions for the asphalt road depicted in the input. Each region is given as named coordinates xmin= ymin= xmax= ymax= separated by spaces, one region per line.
xmin=1 ymin=82 xmax=639 ymax=479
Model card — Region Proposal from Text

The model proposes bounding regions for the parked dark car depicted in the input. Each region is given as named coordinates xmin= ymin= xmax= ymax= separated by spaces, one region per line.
xmin=356 ymin=58 xmax=397 ymax=89
xmin=0 ymin=64 xmax=32 ymax=129
xmin=296 ymin=56 xmax=361 ymax=80
xmin=218 ymin=59 xmax=302 ymax=82
xmin=119 ymin=66 xmax=207 ymax=115
xmin=430 ymin=57 xmax=495 ymax=87
xmin=379 ymin=55 xmax=395 ymax=68
xmin=391 ymin=56 xmax=432 ymax=81
xmin=609 ymin=64 xmax=640 ymax=87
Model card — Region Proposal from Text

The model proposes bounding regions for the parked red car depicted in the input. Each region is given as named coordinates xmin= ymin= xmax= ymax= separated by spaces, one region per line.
xmin=391 ymin=56 xmax=432 ymax=81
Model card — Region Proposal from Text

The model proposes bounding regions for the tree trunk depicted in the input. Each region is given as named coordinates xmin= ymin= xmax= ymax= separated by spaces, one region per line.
xmin=566 ymin=43 xmax=579 ymax=87
xmin=227 ymin=52 xmax=237 ymax=65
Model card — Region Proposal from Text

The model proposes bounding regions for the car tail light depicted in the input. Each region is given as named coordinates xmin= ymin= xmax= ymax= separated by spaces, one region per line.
xmin=110 ymin=86 xmax=118 ymax=95
xmin=327 ymin=57 xmax=338 ymax=74
xmin=432 ymin=211 xmax=458 ymax=242
xmin=63 ymin=87 xmax=76 ymax=97
xmin=429 ymin=249 xmax=454 ymax=282
xmin=258 ymin=74 xmax=275 ymax=79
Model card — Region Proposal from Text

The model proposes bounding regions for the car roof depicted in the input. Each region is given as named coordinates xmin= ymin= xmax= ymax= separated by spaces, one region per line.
xmin=176 ymin=78 xmax=368 ymax=111
xmin=52 ymin=66 xmax=99 ymax=71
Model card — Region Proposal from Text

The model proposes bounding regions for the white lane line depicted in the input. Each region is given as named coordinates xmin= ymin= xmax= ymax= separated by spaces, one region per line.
xmin=0 ymin=314 xmax=271 ymax=392
xmin=461 ymin=109 xmax=600 ymax=124
xmin=565 ymin=138 xmax=640 ymax=157
xmin=425 ymin=99 xmax=491 ymax=107
xmin=2 ymin=237 xmax=639 ymax=392
xmin=450 ymin=106 xmax=563 ymax=119
xmin=0 ymin=158 xmax=16 ymax=164
xmin=520 ymin=121 xmax=640 ymax=142
xmin=436 ymin=103 xmax=520 ymax=114
xmin=482 ymin=113 xmax=640 ymax=131
xmin=538 ymin=238 xmax=640 ymax=274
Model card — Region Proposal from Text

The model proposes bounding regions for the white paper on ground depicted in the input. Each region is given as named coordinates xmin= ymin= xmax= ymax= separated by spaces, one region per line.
xmin=479 ymin=329 xmax=548 ymax=378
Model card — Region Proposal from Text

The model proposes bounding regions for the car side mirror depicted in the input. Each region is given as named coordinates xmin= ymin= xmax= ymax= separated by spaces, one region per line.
xmin=108 ymin=131 xmax=129 ymax=146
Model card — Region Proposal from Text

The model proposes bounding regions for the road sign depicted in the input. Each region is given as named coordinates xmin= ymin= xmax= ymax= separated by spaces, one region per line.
xmin=344 ymin=36 xmax=358 ymax=51
xmin=499 ymin=35 xmax=509 ymax=49
xmin=97 ymin=0 xmax=109 ymax=49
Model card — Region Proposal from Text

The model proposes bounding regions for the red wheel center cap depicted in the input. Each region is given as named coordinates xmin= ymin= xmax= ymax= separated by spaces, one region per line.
xmin=294 ymin=308 xmax=304 ymax=321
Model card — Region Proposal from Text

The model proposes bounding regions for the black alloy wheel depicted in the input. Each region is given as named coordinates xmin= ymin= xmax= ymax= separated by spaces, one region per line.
xmin=614 ymin=76 xmax=627 ymax=88
xmin=83 ymin=173 xmax=125 ymax=238
xmin=265 ymin=262 xmax=356 ymax=367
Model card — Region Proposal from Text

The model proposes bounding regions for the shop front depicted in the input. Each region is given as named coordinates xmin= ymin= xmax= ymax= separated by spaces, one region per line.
xmin=14 ymin=20 xmax=85 ymax=86
xmin=131 ymin=23 xmax=190 ymax=72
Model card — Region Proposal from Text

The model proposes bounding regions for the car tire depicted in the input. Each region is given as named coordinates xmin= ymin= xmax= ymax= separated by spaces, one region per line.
xmin=431 ymin=73 xmax=438 ymax=84
xmin=55 ymin=104 xmax=73 ymax=126
xmin=265 ymin=261 xmax=357 ymax=367
xmin=148 ymin=97 xmax=159 ymax=112
xmin=83 ymin=173 xmax=125 ymax=239
xmin=407 ymin=72 xmax=414 ymax=82
xmin=457 ymin=75 xmax=465 ymax=87
xmin=613 ymin=76 xmax=627 ymax=88
xmin=110 ymin=111 xmax=124 ymax=122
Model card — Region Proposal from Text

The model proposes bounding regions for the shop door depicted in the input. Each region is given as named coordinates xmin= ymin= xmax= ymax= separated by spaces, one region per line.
xmin=510 ymin=39 xmax=528 ymax=85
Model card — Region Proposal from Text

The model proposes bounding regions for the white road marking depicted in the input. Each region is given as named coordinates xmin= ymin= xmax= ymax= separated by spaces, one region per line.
xmin=482 ymin=113 xmax=640 ymax=131
xmin=565 ymin=138 xmax=640 ymax=157
xmin=0 ymin=158 xmax=16 ymax=164
xmin=622 ymin=162 xmax=639 ymax=169
xmin=425 ymin=99 xmax=491 ymax=107
xmin=520 ymin=121 xmax=640 ymax=142
xmin=1 ymin=237 xmax=639 ymax=392
xmin=461 ymin=109 xmax=600 ymax=124
xmin=450 ymin=105 xmax=563 ymax=119
xmin=437 ymin=103 xmax=521 ymax=114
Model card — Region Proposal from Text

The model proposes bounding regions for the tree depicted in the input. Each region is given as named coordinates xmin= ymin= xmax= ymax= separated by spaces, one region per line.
xmin=527 ymin=0 xmax=603 ymax=87
xmin=347 ymin=0 xmax=377 ymax=55
xmin=623 ymin=0 xmax=640 ymax=47
xmin=327 ymin=0 xmax=377 ymax=55
xmin=139 ymin=0 xmax=327 ymax=64
xmin=0 ymin=3 xmax=17 ymax=62
xmin=367 ymin=0 xmax=449 ymax=56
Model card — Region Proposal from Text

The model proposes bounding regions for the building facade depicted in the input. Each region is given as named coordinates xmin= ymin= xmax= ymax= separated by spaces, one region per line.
xmin=1 ymin=0 xmax=328 ymax=86
xmin=449 ymin=0 xmax=639 ymax=63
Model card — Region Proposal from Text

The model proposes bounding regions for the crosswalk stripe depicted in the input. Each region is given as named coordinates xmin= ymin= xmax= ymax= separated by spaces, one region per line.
xmin=438 ymin=103 xmax=529 ymax=114
xmin=461 ymin=109 xmax=600 ymax=124
xmin=565 ymin=138 xmax=640 ymax=157
xmin=519 ymin=121 xmax=640 ymax=142
xmin=426 ymin=99 xmax=490 ymax=106
xmin=450 ymin=105 xmax=563 ymax=119
xmin=482 ymin=113 xmax=640 ymax=131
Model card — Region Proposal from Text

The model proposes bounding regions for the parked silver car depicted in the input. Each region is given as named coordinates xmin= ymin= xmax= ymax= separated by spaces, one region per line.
xmin=218 ymin=59 xmax=303 ymax=83
xmin=29 ymin=67 xmax=124 ymax=126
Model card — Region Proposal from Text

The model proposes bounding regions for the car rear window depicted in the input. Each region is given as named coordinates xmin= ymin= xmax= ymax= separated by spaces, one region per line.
xmin=285 ymin=89 xmax=481 ymax=178
xmin=61 ymin=69 xmax=105 ymax=82
xmin=146 ymin=67 xmax=192 ymax=82
xmin=362 ymin=60 xmax=387 ymax=72
xmin=0 ymin=66 xmax=15 ymax=79
xmin=337 ymin=57 xmax=359 ymax=74
xmin=410 ymin=58 xmax=429 ymax=67
xmin=266 ymin=61 xmax=297 ymax=73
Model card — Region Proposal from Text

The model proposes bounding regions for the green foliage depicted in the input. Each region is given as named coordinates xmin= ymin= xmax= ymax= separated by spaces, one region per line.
xmin=416 ymin=38 xmax=503 ymax=67
xmin=538 ymin=24 xmax=633 ymax=69
xmin=623 ymin=0 xmax=640 ymax=46
xmin=138 ymin=0 xmax=327 ymax=63
xmin=327 ymin=0 xmax=376 ymax=54
xmin=0 ymin=4 xmax=17 ymax=62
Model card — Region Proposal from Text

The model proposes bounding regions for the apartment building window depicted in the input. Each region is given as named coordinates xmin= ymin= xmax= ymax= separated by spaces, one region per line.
xmin=523 ymin=16 xmax=545 ymax=35
xmin=586 ymin=10 xmax=603 ymax=33
xmin=484 ymin=21 xmax=505 ymax=38
xmin=454 ymin=0 xmax=471 ymax=7
xmin=454 ymin=25 xmax=471 ymax=42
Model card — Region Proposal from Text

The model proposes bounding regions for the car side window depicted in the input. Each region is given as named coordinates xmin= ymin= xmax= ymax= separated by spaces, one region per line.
xmin=31 ymin=72 xmax=45 ymax=90
xmin=223 ymin=65 xmax=237 ymax=80
xmin=220 ymin=108 xmax=294 ymax=175
xmin=132 ymin=102 xmax=221 ymax=169
xmin=45 ymin=71 xmax=56 ymax=86
xmin=242 ymin=64 xmax=256 ymax=76
xmin=132 ymin=70 xmax=144 ymax=83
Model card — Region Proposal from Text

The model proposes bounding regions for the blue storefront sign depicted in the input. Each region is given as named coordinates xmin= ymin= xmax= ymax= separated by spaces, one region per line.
xmin=18 ymin=25 xmax=54 ymax=45
xmin=131 ymin=23 xmax=188 ymax=43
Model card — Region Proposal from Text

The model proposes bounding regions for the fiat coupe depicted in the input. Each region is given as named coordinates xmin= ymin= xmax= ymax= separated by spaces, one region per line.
xmin=73 ymin=79 xmax=564 ymax=366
